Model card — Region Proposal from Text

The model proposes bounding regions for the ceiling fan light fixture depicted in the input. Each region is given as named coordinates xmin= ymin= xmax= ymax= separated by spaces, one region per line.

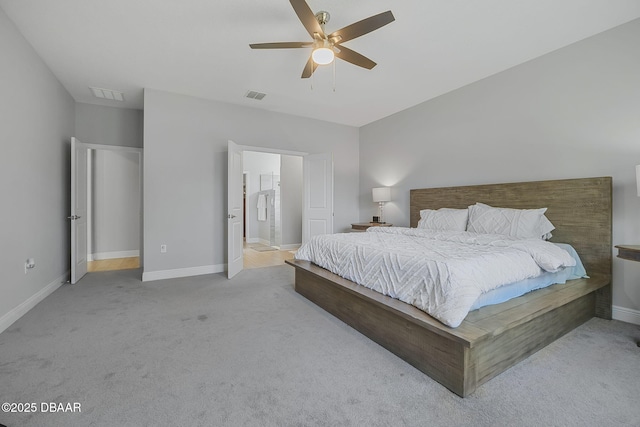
xmin=312 ymin=46 xmax=334 ymax=65
xmin=249 ymin=1 xmax=395 ymax=78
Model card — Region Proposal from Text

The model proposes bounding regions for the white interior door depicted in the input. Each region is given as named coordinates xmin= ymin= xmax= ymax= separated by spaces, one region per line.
xmin=303 ymin=152 xmax=334 ymax=243
xmin=227 ymin=141 xmax=244 ymax=278
xmin=70 ymin=137 xmax=88 ymax=284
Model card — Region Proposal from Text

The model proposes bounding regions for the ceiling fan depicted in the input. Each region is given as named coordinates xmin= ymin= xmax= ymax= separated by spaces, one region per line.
xmin=250 ymin=0 xmax=395 ymax=78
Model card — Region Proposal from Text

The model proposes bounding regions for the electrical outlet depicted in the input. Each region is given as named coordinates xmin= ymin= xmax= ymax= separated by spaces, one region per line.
xmin=160 ymin=244 xmax=167 ymax=253
xmin=24 ymin=258 xmax=35 ymax=274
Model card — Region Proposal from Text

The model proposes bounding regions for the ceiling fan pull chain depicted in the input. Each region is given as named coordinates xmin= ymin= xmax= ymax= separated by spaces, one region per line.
xmin=332 ymin=59 xmax=336 ymax=92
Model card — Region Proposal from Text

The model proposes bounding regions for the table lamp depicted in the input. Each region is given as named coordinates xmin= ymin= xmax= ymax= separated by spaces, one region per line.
xmin=372 ymin=187 xmax=391 ymax=223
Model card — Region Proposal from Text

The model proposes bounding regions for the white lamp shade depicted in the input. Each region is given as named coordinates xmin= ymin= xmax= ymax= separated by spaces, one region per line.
xmin=636 ymin=164 xmax=640 ymax=197
xmin=372 ymin=187 xmax=391 ymax=203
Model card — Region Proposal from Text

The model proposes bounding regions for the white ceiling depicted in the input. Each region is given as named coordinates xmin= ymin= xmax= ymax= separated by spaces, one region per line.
xmin=2 ymin=0 xmax=640 ymax=127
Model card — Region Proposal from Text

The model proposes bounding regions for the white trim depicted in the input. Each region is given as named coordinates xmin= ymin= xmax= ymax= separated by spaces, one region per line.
xmin=0 ymin=271 xmax=69 ymax=334
xmin=238 ymin=144 xmax=307 ymax=157
xmin=87 ymin=150 xmax=93 ymax=263
xmin=82 ymin=142 xmax=143 ymax=154
xmin=258 ymin=238 xmax=271 ymax=246
xmin=244 ymin=171 xmax=252 ymax=242
xmin=245 ymin=237 xmax=259 ymax=244
xmin=279 ymin=243 xmax=301 ymax=250
xmin=142 ymin=264 xmax=225 ymax=282
xmin=612 ymin=305 xmax=640 ymax=325
xmin=89 ymin=250 xmax=140 ymax=261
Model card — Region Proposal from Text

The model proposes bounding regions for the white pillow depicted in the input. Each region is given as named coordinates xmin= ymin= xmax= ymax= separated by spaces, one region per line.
xmin=538 ymin=215 xmax=555 ymax=240
xmin=467 ymin=203 xmax=553 ymax=239
xmin=417 ymin=208 xmax=468 ymax=231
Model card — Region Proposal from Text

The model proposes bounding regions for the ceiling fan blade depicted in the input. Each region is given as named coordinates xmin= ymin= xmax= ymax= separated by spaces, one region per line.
xmin=334 ymin=45 xmax=377 ymax=70
xmin=328 ymin=10 xmax=395 ymax=44
xmin=290 ymin=0 xmax=325 ymax=39
xmin=301 ymin=55 xmax=318 ymax=78
xmin=250 ymin=42 xmax=312 ymax=49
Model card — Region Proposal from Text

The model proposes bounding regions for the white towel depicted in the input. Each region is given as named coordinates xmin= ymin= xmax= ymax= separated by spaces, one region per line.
xmin=257 ymin=194 xmax=267 ymax=221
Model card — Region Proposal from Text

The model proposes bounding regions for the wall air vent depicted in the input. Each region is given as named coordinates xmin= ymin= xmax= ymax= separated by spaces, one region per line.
xmin=245 ymin=90 xmax=266 ymax=100
xmin=89 ymin=87 xmax=125 ymax=102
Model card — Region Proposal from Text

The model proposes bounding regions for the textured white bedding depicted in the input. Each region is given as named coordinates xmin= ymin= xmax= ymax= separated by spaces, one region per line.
xmin=294 ymin=227 xmax=576 ymax=328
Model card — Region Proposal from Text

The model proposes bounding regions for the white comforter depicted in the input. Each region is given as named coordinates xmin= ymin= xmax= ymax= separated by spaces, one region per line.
xmin=294 ymin=227 xmax=576 ymax=328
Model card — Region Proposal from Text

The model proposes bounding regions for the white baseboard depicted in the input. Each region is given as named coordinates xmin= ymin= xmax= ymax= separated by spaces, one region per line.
xmin=0 ymin=271 xmax=69 ymax=334
xmin=612 ymin=305 xmax=640 ymax=326
xmin=89 ymin=250 xmax=140 ymax=261
xmin=142 ymin=264 xmax=225 ymax=282
xmin=245 ymin=238 xmax=259 ymax=244
xmin=279 ymin=243 xmax=301 ymax=250
xmin=258 ymin=238 xmax=270 ymax=246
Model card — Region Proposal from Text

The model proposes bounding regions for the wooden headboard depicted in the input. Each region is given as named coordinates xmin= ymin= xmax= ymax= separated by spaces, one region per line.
xmin=410 ymin=177 xmax=612 ymax=277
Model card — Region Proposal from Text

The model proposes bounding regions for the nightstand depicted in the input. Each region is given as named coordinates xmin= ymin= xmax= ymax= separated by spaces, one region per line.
xmin=351 ymin=222 xmax=392 ymax=232
xmin=614 ymin=245 xmax=640 ymax=347
xmin=615 ymin=245 xmax=640 ymax=262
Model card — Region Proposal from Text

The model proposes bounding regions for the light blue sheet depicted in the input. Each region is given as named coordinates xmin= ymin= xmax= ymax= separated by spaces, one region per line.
xmin=469 ymin=243 xmax=587 ymax=311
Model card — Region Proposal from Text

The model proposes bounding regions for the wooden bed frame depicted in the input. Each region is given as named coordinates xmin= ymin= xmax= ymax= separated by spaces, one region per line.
xmin=286 ymin=177 xmax=612 ymax=397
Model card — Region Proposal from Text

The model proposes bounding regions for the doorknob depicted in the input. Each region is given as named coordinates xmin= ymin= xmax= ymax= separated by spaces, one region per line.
xmin=228 ymin=214 xmax=236 ymax=219
xmin=67 ymin=215 xmax=81 ymax=220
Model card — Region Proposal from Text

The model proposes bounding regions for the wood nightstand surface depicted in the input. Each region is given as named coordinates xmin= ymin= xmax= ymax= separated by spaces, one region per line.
xmin=615 ymin=245 xmax=640 ymax=262
xmin=351 ymin=222 xmax=393 ymax=231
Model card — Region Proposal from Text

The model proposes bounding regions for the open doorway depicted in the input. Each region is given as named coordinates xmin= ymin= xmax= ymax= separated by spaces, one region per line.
xmin=86 ymin=146 xmax=142 ymax=273
xmin=242 ymin=150 xmax=302 ymax=269
xmin=228 ymin=141 xmax=333 ymax=278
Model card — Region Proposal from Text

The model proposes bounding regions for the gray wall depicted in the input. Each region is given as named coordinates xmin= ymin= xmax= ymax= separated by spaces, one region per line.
xmin=280 ymin=155 xmax=303 ymax=247
xmin=0 ymin=7 xmax=75 ymax=328
xmin=75 ymin=103 xmax=143 ymax=148
xmin=359 ymin=20 xmax=640 ymax=317
xmin=143 ymin=89 xmax=359 ymax=277
xmin=91 ymin=150 xmax=140 ymax=257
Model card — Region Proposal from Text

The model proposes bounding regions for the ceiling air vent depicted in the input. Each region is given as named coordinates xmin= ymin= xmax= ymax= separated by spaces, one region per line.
xmin=89 ymin=87 xmax=125 ymax=101
xmin=245 ymin=90 xmax=266 ymax=101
